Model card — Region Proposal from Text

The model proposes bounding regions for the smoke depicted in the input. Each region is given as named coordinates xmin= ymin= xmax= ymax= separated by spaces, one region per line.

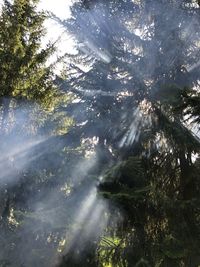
xmin=0 ymin=136 xmax=47 ymax=185
xmin=187 ymin=59 xmax=200 ymax=72
xmin=79 ymin=40 xmax=112 ymax=64
xmin=62 ymin=0 xmax=200 ymax=88
xmin=119 ymin=107 xmax=142 ymax=148
xmin=0 ymin=100 xmax=113 ymax=267
xmin=1 ymin=1 xmax=200 ymax=266
xmin=57 ymin=187 xmax=108 ymax=256
xmin=54 ymin=0 xmax=200 ymax=155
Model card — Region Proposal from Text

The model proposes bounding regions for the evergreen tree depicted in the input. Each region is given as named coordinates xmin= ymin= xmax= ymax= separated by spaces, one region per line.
xmin=0 ymin=0 xmax=66 ymax=133
xmin=0 ymin=1 xmax=73 ymax=266
xmin=0 ymin=0 xmax=199 ymax=266
xmin=56 ymin=0 xmax=200 ymax=266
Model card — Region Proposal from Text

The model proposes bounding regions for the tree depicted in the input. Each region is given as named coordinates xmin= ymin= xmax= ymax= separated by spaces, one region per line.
xmin=56 ymin=0 xmax=200 ymax=266
xmin=0 ymin=1 xmax=74 ymax=266
xmin=0 ymin=0 xmax=69 ymax=134
xmin=0 ymin=0 xmax=199 ymax=266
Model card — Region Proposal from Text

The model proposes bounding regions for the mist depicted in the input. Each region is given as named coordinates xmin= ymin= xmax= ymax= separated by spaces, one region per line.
xmin=56 ymin=0 xmax=200 ymax=151
xmin=0 ymin=0 xmax=200 ymax=266
xmin=0 ymin=99 xmax=115 ymax=267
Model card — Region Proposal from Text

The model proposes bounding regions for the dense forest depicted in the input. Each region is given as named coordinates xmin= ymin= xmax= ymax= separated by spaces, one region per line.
xmin=0 ymin=0 xmax=200 ymax=266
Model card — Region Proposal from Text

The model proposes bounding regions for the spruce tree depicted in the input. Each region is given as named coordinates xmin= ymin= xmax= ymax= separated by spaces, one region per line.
xmin=56 ymin=0 xmax=200 ymax=266
xmin=0 ymin=2 xmax=73 ymax=266
xmin=0 ymin=0 xmax=61 ymax=133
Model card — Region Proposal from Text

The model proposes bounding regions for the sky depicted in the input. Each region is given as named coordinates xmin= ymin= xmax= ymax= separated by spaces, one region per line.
xmin=36 ymin=0 xmax=78 ymax=73
xmin=0 ymin=0 xmax=75 ymax=56
xmin=39 ymin=0 xmax=73 ymax=20
xmin=39 ymin=0 xmax=76 ymax=56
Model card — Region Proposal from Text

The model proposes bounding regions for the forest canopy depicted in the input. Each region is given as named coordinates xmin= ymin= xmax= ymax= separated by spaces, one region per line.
xmin=0 ymin=0 xmax=200 ymax=267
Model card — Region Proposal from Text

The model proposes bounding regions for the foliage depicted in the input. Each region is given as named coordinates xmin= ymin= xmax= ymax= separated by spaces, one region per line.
xmin=0 ymin=0 xmax=200 ymax=266
xmin=56 ymin=0 xmax=200 ymax=266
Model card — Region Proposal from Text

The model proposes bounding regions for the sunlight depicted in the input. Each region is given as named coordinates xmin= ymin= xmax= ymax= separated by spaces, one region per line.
xmin=0 ymin=137 xmax=48 ymax=184
xmin=119 ymin=107 xmax=141 ymax=147
xmin=0 ymin=0 xmax=199 ymax=266
xmin=187 ymin=59 xmax=200 ymax=72
xmin=80 ymin=40 xmax=112 ymax=63
xmin=0 ymin=137 xmax=45 ymax=162
xmin=55 ymin=180 xmax=109 ymax=265
xmin=62 ymin=187 xmax=98 ymax=254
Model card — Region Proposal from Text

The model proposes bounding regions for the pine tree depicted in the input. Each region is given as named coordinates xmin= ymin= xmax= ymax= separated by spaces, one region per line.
xmin=0 ymin=2 xmax=74 ymax=266
xmin=0 ymin=0 xmax=62 ymax=133
xmin=56 ymin=0 xmax=200 ymax=266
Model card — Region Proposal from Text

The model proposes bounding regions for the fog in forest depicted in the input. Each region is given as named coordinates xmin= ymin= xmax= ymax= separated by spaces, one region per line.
xmin=0 ymin=0 xmax=200 ymax=267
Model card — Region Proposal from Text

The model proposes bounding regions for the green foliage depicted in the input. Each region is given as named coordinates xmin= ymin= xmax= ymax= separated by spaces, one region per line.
xmin=0 ymin=0 xmax=52 ymax=99
xmin=57 ymin=0 xmax=200 ymax=265
xmin=0 ymin=0 xmax=73 ymax=135
xmin=0 ymin=1 xmax=75 ymax=266
xmin=0 ymin=0 xmax=200 ymax=266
